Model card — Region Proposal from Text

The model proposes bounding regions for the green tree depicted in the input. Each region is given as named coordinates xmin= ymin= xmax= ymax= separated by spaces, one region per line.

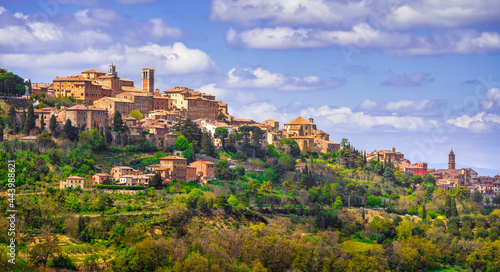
xmin=332 ymin=196 xmax=343 ymax=211
xmin=200 ymin=131 xmax=216 ymax=157
xmin=214 ymin=127 xmax=229 ymax=150
xmin=279 ymin=138 xmax=301 ymax=158
xmin=396 ymin=219 xmax=413 ymax=240
xmin=29 ymin=240 xmax=61 ymax=267
xmin=268 ymin=144 xmax=281 ymax=158
xmin=128 ymin=109 xmax=143 ymax=120
xmin=452 ymin=186 xmax=470 ymax=202
xmin=215 ymin=159 xmax=231 ymax=180
xmin=26 ymin=103 xmax=35 ymax=132
xmin=450 ymin=195 xmax=459 ymax=217
xmin=63 ymin=119 xmax=78 ymax=141
xmin=95 ymin=194 xmax=114 ymax=215
xmin=423 ymin=173 xmax=435 ymax=184
xmin=149 ymin=172 xmax=162 ymax=189
xmin=0 ymin=124 xmax=3 ymax=141
xmin=233 ymin=165 xmax=245 ymax=177
xmin=444 ymin=194 xmax=452 ymax=218
xmin=228 ymin=195 xmax=239 ymax=207
xmin=472 ymin=190 xmax=484 ymax=203
xmin=40 ymin=113 xmax=45 ymax=132
xmin=113 ymin=110 xmax=124 ymax=132
xmin=7 ymin=105 xmax=16 ymax=129
xmin=175 ymin=135 xmax=189 ymax=151
xmin=217 ymin=113 xmax=227 ymax=121
xmin=214 ymin=194 xmax=229 ymax=212
xmin=105 ymin=127 xmax=112 ymax=144
xmin=49 ymin=114 xmax=57 ymax=135
xmin=20 ymin=110 xmax=27 ymax=134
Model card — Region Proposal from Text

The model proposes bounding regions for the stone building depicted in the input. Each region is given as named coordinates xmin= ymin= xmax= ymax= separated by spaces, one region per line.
xmin=93 ymin=97 xmax=135 ymax=117
xmin=58 ymin=105 xmax=108 ymax=130
xmin=60 ymin=176 xmax=85 ymax=189
xmin=159 ymin=156 xmax=187 ymax=182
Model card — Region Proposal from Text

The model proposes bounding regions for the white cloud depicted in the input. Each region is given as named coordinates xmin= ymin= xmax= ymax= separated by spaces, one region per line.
xmin=212 ymin=0 xmax=500 ymax=30
xmin=75 ymin=8 xmax=122 ymax=27
xmin=446 ymin=112 xmax=500 ymax=132
xmin=481 ymin=88 xmax=500 ymax=110
xmin=359 ymin=99 xmax=377 ymax=110
xmin=149 ymin=18 xmax=183 ymax=39
xmin=225 ymin=67 xmax=343 ymax=91
xmin=300 ymin=105 xmax=436 ymax=131
xmin=235 ymin=101 xmax=438 ymax=131
xmin=135 ymin=43 xmax=216 ymax=74
xmin=0 ymin=42 xmax=216 ymax=78
xmin=198 ymin=83 xmax=261 ymax=104
xmin=386 ymin=100 xmax=432 ymax=111
xmin=235 ymin=102 xmax=281 ymax=122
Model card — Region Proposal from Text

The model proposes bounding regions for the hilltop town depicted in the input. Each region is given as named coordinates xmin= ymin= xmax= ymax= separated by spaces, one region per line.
xmin=1 ymin=65 xmax=500 ymax=271
xmin=17 ymin=64 xmax=500 ymax=197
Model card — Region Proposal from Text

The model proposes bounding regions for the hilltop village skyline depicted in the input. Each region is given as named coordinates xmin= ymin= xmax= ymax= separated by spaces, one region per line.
xmin=25 ymin=63 xmax=498 ymax=177
xmin=4 ymin=63 xmax=488 ymax=192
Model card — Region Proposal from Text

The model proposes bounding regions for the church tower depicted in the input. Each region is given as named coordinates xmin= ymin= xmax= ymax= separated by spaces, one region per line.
xmin=108 ymin=63 xmax=117 ymax=76
xmin=142 ymin=68 xmax=154 ymax=94
xmin=448 ymin=149 xmax=455 ymax=170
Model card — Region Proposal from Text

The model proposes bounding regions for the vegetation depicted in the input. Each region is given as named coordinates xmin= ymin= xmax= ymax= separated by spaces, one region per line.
xmin=0 ymin=127 xmax=499 ymax=271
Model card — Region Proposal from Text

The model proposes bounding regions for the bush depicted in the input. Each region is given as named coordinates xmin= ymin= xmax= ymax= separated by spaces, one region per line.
xmin=49 ymin=254 xmax=77 ymax=270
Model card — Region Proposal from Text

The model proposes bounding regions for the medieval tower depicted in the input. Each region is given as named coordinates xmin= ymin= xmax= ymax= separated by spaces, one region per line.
xmin=141 ymin=68 xmax=154 ymax=94
xmin=448 ymin=149 xmax=456 ymax=170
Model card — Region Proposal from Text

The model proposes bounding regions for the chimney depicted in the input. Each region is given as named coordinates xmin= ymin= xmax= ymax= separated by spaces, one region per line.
xmin=392 ymin=147 xmax=395 ymax=152
xmin=309 ymin=118 xmax=314 ymax=123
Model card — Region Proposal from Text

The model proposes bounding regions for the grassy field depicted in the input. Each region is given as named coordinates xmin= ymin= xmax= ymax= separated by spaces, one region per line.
xmin=340 ymin=240 xmax=382 ymax=254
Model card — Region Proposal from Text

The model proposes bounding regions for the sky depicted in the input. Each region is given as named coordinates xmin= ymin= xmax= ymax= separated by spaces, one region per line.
xmin=0 ymin=0 xmax=499 ymax=175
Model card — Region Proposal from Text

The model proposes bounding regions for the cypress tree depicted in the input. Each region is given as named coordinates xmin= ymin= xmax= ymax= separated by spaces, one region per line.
xmin=7 ymin=106 xmax=16 ymax=129
xmin=20 ymin=110 xmax=26 ymax=134
xmin=113 ymin=110 xmax=124 ymax=132
xmin=422 ymin=204 xmax=427 ymax=220
xmin=40 ymin=113 xmax=45 ymax=132
xmin=49 ymin=114 xmax=57 ymax=135
xmin=116 ymin=132 xmax=122 ymax=145
xmin=445 ymin=194 xmax=452 ymax=218
xmin=0 ymin=124 xmax=3 ymax=141
xmin=450 ymin=196 xmax=459 ymax=217
xmin=123 ymin=133 xmax=128 ymax=146
xmin=26 ymin=104 xmax=35 ymax=131
xmin=105 ymin=127 xmax=112 ymax=144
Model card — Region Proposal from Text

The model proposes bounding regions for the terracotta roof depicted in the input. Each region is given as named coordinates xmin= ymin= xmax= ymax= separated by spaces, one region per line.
xmin=285 ymin=116 xmax=313 ymax=125
xmin=82 ymin=69 xmax=105 ymax=73
xmin=160 ymin=155 xmax=187 ymax=160
xmin=67 ymin=176 xmax=85 ymax=179
xmin=142 ymin=68 xmax=154 ymax=70
xmin=53 ymin=76 xmax=89 ymax=81
xmin=122 ymin=86 xmax=146 ymax=93
xmin=66 ymin=105 xmax=107 ymax=111
xmin=102 ymin=97 xmax=134 ymax=103
xmin=120 ymin=78 xmax=133 ymax=81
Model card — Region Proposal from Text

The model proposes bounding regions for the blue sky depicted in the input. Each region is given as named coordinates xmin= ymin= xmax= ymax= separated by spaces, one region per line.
xmin=1 ymin=0 xmax=500 ymax=174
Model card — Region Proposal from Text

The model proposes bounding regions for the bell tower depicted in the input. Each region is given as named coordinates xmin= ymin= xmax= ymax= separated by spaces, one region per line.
xmin=141 ymin=68 xmax=154 ymax=94
xmin=448 ymin=149 xmax=455 ymax=170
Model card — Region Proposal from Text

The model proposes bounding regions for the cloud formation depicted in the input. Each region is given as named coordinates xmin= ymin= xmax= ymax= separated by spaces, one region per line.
xmin=224 ymin=67 xmax=344 ymax=91
xmin=214 ymin=0 xmax=500 ymax=55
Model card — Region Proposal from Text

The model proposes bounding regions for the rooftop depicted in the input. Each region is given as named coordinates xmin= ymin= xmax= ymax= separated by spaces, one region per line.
xmin=285 ymin=116 xmax=313 ymax=125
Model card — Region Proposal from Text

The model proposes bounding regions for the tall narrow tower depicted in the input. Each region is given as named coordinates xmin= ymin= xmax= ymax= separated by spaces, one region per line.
xmin=141 ymin=68 xmax=154 ymax=93
xmin=448 ymin=149 xmax=455 ymax=170
xmin=108 ymin=63 xmax=117 ymax=76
